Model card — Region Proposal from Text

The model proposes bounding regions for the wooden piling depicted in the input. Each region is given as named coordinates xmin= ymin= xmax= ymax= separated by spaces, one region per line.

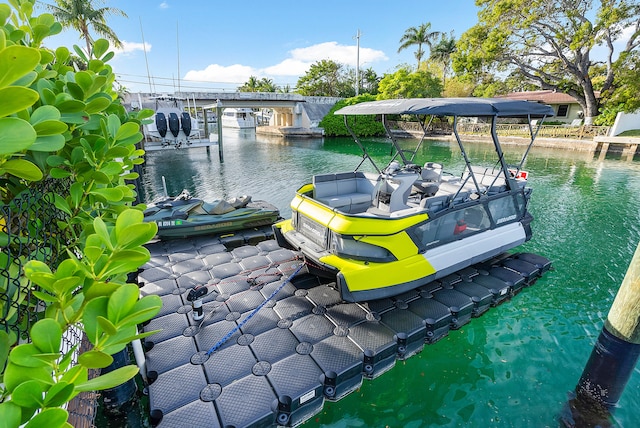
xmin=605 ymin=243 xmax=640 ymax=344
xmin=566 ymin=242 xmax=640 ymax=426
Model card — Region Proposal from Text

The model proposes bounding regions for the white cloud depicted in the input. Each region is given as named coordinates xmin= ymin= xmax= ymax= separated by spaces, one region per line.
xmin=183 ymin=41 xmax=388 ymax=83
xmin=159 ymin=2 xmax=169 ymax=9
xmin=114 ymin=40 xmax=151 ymax=56
xmin=184 ymin=63 xmax=259 ymax=84
xmin=287 ymin=42 xmax=387 ymax=67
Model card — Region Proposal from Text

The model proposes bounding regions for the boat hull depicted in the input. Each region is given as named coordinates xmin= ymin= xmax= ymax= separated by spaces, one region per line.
xmin=275 ymin=176 xmax=533 ymax=302
xmin=146 ymin=201 xmax=280 ymax=239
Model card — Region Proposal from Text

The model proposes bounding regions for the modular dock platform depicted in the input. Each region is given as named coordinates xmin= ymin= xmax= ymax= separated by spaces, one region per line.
xmin=138 ymin=227 xmax=551 ymax=427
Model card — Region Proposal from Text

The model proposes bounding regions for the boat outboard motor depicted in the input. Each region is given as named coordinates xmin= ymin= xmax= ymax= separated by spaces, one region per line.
xmin=168 ymin=112 xmax=180 ymax=138
xmin=155 ymin=112 xmax=168 ymax=138
xmin=181 ymin=112 xmax=192 ymax=136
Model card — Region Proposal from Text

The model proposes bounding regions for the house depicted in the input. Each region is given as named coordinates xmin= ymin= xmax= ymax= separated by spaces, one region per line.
xmin=498 ymin=90 xmax=599 ymax=124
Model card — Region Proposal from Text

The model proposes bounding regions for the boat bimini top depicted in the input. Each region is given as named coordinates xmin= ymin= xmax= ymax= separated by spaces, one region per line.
xmin=335 ymin=97 xmax=555 ymax=188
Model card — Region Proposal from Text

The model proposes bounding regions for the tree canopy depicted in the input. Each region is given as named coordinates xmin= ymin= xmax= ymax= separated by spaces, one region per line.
xmin=46 ymin=0 xmax=127 ymax=58
xmin=238 ymin=76 xmax=279 ymax=92
xmin=452 ymin=0 xmax=640 ymax=124
xmin=377 ymin=67 xmax=443 ymax=99
xmin=295 ymin=59 xmax=356 ymax=97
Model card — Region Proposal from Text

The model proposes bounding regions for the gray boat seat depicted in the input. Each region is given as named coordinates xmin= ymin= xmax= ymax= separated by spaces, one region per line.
xmin=413 ymin=162 xmax=442 ymax=197
xmin=419 ymin=193 xmax=450 ymax=214
xmin=464 ymin=166 xmax=507 ymax=194
xmin=313 ymin=172 xmax=376 ymax=213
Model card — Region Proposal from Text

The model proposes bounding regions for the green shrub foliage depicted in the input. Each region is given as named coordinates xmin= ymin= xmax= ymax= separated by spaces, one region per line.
xmin=319 ymin=94 xmax=386 ymax=137
xmin=0 ymin=2 xmax=160 ymax=426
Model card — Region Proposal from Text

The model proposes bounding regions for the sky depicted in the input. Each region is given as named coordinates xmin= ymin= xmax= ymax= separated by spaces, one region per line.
xmin=36 ymin=0 xmax=483 ymax=94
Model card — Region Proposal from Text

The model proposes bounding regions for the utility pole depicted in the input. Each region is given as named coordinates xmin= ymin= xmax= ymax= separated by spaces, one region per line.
xmin=354 ymin=29 xmax=361 ymax=96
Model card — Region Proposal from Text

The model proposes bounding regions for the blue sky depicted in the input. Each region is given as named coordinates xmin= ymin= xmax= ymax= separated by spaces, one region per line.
xmin=37 ymin=0 xmax=482 ymax=93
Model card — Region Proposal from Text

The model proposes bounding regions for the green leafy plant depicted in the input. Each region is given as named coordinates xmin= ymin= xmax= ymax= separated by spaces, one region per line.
xmin=319 ymin=94 xmax=385 ymax=137
xmin=0 ymin=1 xmax=159 ymax=426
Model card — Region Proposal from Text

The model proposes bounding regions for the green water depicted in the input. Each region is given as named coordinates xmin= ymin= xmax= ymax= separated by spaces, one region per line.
xmin=140 ymin=131 xmax=640 ymax=427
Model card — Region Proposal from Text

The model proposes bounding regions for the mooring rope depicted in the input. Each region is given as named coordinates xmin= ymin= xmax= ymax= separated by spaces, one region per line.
xmin=191 ymin=257 xmax=299 ymax=330
xmin=203 ymin=261 xmax=306 ymax=356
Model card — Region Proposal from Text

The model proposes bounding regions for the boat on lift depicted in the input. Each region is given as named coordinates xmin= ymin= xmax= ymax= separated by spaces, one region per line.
xmin=273 ymin=97 xmax=554 ymax=302
xmin=144 ymin=189 xmax=280 ymax=239
xmin=221 ymin=107 xmax=256 ymax=129
xmin=143 ymin=95 xmax=202 ymax=149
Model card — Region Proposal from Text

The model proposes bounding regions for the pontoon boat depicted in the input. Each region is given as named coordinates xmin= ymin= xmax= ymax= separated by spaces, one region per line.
xmin=274 ymin=97 xmax=554 ymax=302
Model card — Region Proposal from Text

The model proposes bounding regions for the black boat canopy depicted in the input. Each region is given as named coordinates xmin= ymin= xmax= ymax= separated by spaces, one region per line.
xmin=334 ymin=97 xmax=555 ymax=118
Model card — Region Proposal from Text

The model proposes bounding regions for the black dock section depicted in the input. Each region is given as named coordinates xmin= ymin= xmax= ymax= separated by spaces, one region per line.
xmin=138 ymin=228 xmax=551 ymax=427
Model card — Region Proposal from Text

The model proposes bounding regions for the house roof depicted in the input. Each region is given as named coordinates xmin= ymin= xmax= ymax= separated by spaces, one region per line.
xmin=498 ymin=90 xmax=599 ymax=104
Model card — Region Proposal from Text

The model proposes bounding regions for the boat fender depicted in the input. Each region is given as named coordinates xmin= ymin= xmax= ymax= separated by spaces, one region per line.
xmin=187 ymin=286 xmax=208 ymax=321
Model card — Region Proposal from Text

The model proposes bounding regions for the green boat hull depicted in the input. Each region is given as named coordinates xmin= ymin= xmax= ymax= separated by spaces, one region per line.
xmin=144 ymin=199 xmax=280 ymax=239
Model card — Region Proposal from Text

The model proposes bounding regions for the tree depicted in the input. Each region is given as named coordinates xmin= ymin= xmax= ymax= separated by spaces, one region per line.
xmin=377 ymin=67 xmax=443 ymax=100
xmin=443 ymin=76 xmax=475 ymax=97
xmin=430 ymin=33 xmax=457 ymax=86
xmin=238 ymin=76 xmax=260 ymax=92
xmin=296 ymin=59 xmax=353 ymax=97
xmin=398 ymin=22 xmax=442 ymax=70
xmin=359 ymin=67 xmax=381 ymax=95
xmin=346 ymin=66 xmax=381 ymax=95
xmin=453 ymin=0 xmax=640 ymax=124
xmin=238 ymin=76 xmax=278 ymax=92
xmin=46 ymin=0 xmax=127 ymax=58
xmin=595 ymin=50 xmax=640 ymax=125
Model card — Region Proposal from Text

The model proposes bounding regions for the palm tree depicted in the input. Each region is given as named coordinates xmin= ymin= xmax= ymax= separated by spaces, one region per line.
xmin=238 ymin=76 xmax=260 ymax=92
xmin=398 ymin=22 xmax=442 ymax=70
xmin=46 ymin=0 xmax=127 ymax=58
xmin=430 ymin=33 xmax=457 ymax=86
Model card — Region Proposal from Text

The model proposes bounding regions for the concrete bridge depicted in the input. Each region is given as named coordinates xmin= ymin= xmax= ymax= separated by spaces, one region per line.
xmin=125 ymin=92 xmax=341 ymax=134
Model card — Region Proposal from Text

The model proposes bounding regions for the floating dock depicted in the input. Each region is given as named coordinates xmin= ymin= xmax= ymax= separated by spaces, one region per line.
xmin=138 ymin=227 xmax=551 ymax=427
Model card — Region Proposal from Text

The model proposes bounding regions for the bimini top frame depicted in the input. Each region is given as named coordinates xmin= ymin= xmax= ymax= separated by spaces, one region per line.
xmin=335 ymin=97 xmax=555 ymax=194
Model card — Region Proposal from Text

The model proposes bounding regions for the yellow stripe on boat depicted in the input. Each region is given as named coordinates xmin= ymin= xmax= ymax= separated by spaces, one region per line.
xmin=321 ymin=253 xmax=436 ymax=292
xmin=293 ymin=195 xmax=429 ymax=236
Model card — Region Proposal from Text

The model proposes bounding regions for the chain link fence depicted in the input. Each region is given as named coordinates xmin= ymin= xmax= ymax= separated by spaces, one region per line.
xmin=1 ymin=178 xmax=97 ymax=427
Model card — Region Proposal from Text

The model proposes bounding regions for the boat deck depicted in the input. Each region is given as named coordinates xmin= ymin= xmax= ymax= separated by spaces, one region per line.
xmin=138 ymin=227 xmax=551 ymax=427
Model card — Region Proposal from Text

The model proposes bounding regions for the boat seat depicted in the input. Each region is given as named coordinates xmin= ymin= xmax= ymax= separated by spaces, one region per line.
xmin=412 ymin=162 xmax=442 ymax=197
xmin=461 ymin=165 xmax=508 ymax=194
xmin=313 ymin=172 xmax=376 ymax=213
xmin=419 ymin=193 xmax=450 ymax=214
